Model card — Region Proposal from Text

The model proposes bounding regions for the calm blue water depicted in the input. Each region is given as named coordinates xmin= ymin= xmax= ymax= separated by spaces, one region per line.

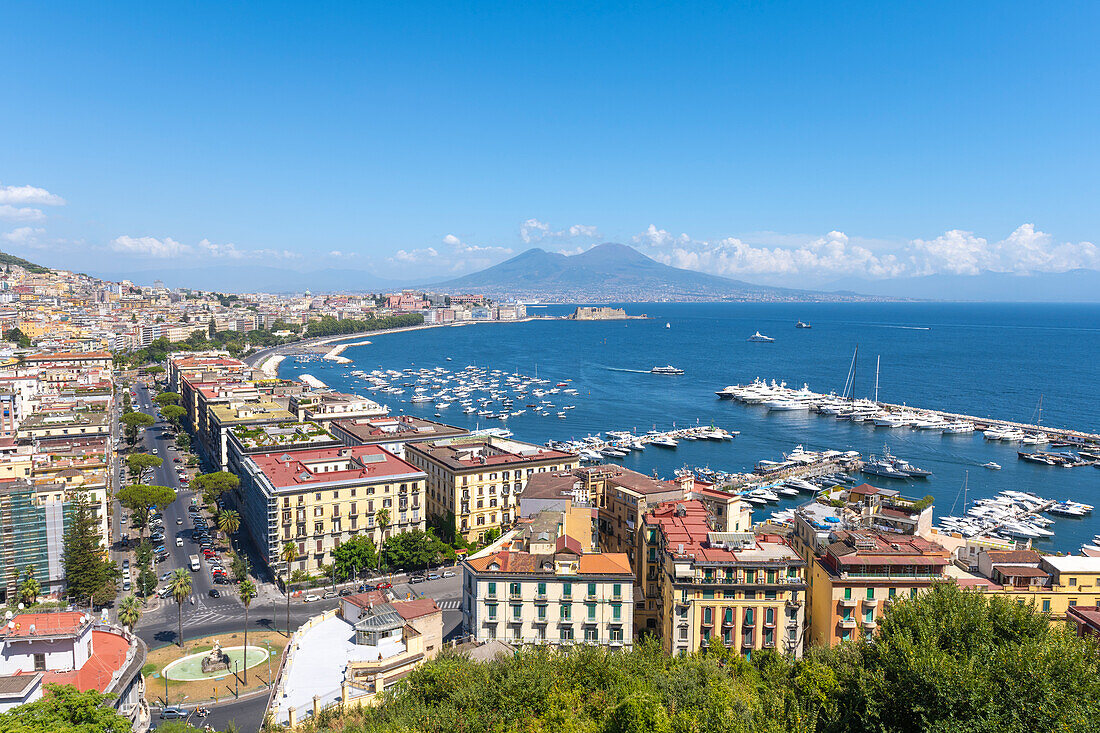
xmin=280 ymin=303 xmax=1100 ymax=553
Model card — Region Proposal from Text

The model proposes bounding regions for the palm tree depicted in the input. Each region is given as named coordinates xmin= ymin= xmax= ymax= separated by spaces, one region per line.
xmin=217 ymin=509 xmax=240 ymax=540
xmin=238 ymin=579 xmax=257 ymax=683
xmin=281 ymin=541 xmax=297 ymax=636
xmin=375 ymin=508 xmax=390 ymax=575
xmin=18 ymin=567 xmax=39 ymax=606
xmin=170 ymin=569 xmax=192 ymax=648
xmin=118 ymin=594 xmax=142 ymax=631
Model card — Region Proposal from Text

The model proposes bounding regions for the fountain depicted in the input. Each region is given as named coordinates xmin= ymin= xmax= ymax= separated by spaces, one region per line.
xmin=201 ymin=639 xmax=231 ymax=673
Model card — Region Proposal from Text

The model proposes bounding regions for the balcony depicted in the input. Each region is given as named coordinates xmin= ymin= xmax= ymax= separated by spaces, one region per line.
xmin=838 ymin=598 xmax=858 ymax=608
xmin=838 ymin=618 xmax=857 ymax=629
xmin=861 ymin=597 xmax=877 ymax=607
xmin=862 ymin=619 xmax=878 ymax=630
xmin=786 ymin=597 xmax=804 ymax=608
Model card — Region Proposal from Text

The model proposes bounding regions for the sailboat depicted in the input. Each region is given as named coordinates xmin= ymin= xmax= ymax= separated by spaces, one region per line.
xmin=665 ymin=322 xmax=670 ymax=329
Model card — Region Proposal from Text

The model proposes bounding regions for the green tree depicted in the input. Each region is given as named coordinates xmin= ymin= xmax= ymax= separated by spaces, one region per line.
xmin=18 ymin=567 xmax=40 ymax=606
xmin=239 ymin=578 xmax=257 ymax=683
xmin=118 ymin=594 xmax=142 ymax=631
xmin=160 ymin=404 xmax=186 ymax=429
xmin=125 ymin=452 xmax=162 ymax=482
xmin=604 ymin=692 xmax=671 ymax=733
xmin=120 ymin=410 xmax=154 ymax=445
xmin=3 ymin=328 xmax=31 ymax=348
xmin=281 ymin=541 xmax=298 ymax=635
xmin=117 ymin=484 xmax=176 ymax=537
xmin=217 ymin=508 xmax=240 ymax=539
xmin=153 ymin=391 xmax=182 ymax=407
xmin=0 ymin=684 xmax=133 ymax=732
xmin=170 ymin=568 xmax=192 ymax=648
xmin=332 ymin=535 xmax=376 ymax=580
xmin=62 ymin=491 xmax=117 ymax=606
xmin=193 ymin=471 xmax=240 ymax=504
xmin=381 ymin=528 xmax=452 ymax=572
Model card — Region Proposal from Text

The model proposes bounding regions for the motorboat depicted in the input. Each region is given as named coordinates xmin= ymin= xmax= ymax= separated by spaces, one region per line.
xmin=747 ymin=331 xmax=775 ymax=342
xmin=650 ymin=437 xmax=678 ymax=448
xmin=650 ymin=365 xmax=685 ymax=375
xmin=982 ymin=461 xmax=1001 ymax=470
xmin=796 ymin=320 xmax=811 ymax=329
xmin=765 ymin=398 xmax=809 ymax=412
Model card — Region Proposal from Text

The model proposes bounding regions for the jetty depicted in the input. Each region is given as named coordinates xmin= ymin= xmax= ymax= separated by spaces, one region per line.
xmin=716 ymin=379 xmax=1100 ymax=450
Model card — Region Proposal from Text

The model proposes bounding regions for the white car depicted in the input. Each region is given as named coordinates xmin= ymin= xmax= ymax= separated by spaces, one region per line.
xmin=175 ymin=537 xmax=184 ymax=546
xmin=303 ymin=594 xmax=321 ymax=603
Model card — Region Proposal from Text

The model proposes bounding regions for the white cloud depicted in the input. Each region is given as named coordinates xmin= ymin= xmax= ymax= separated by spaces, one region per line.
xmin=1 ymin=227 xmax=47 ymax=247
xmin=111 ymin=235 xmax=191 ymax=258
xmin=327 ymin=250 xmax=355 ymax=258
xmin=386 ymin=233 xmax=515 ymax=274
xmin=0 ymin=205 xmax=46 ymax=222
xmin=109 ymin=235 xmax=298 ymax=261
xmin=0 ymin=183 xmax=66 ymax=207
xmin=633 ymin=223 xmax=1098 ymax=281
xmin=520 ymin=218 xmax=601 ymax=244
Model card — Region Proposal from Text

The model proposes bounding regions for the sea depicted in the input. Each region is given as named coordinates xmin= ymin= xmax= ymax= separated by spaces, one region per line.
xmin=278 ymin=302 xmax=1100 ymax=554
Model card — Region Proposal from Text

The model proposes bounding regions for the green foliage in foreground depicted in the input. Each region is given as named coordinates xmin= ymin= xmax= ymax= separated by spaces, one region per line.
xmin=305 ymin=313 xmax=423 ymax=338
xmin=0 ymin=684 xmax=130 ymax=732
xmin=292 ymin=584 xmax=1100 ymax=733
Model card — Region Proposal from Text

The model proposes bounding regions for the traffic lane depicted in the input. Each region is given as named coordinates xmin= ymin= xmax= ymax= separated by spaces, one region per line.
xmin=177 ymin=691 xmax=269 ymax=733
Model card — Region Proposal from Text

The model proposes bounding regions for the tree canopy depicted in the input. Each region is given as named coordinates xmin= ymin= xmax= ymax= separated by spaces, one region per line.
xmin=125 ymin=452 xmax=162 ymax=479
xmin=120 ymin=410 xmax=154 ymax=444
xmin=381 ymin=529 xmax=454 ymax=572
xmin=0 ymin=684 xmax=132 ymax=733
xmin=153 ymin=391 xmax=181 ymax=406
xmin=332 ymin=535 xmax=377 ymax=579
xmin=193 ymin=471 xmax=239 ymax=501
xmin=3 ymin=328 xmax=31 ymax=348
xmin=293 ymin=583 xmax=1100 ymax=733
xmin=117 ymin=483 xmax=176 ymax=532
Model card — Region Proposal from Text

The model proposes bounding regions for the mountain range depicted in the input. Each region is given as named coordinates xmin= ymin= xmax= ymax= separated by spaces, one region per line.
xmin=431 ymin=243 xmax=864 ymax=302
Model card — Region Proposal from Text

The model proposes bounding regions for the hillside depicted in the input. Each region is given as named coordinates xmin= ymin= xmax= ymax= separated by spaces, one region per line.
xmin=434 ymin=243 xmax=864 ymax=302
xmin=0 ymin=250 xmax=50 ymax=274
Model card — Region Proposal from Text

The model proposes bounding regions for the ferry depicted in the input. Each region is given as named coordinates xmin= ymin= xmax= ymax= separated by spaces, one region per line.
xmin=650 ymin=365 xmax=684 ymax=375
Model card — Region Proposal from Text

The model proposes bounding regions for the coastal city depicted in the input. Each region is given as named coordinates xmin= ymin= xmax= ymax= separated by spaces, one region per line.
xmin=4 ymin=3 xmax=1099 ymax=732
xmin=0 ymin=253 xmax=1096 ymax=732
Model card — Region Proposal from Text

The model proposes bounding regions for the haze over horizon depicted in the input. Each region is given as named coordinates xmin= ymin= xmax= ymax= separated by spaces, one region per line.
xmin=2 ymin=2 xmax=1099 ymax=295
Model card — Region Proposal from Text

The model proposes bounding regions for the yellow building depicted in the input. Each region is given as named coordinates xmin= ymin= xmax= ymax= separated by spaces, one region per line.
xmin=966 ymin=550 xmax=1100 ymax=618
xmin=644 ymin=500 xmax=807 ymax=658
xmin=405 ymin=435 xmax=578 ymax=543
xmin=235 ymin=444 xmax=428 ymax=576
xmin=804 ymin=528 xmax=951 ymax=646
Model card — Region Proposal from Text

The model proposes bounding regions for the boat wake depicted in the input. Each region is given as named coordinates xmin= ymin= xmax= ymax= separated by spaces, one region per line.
xmin=606 ymin=367 xmax=652 ymax=374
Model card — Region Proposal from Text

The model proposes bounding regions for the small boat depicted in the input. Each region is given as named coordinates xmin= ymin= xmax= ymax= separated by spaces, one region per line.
xmin=665 ymin=322 xmax=670 ymax=328
xmin=796 ymin=320 xmax=811 ymax=329
xmin=650 ymin=437 xmax=678 ymax=448
xmin=650 ymin=365 xmax=684 ymax=375
xmin=748 ymin=331 xmax=775 ymax=342
xmin=982 ymin=461 xmax=1001 ymax=470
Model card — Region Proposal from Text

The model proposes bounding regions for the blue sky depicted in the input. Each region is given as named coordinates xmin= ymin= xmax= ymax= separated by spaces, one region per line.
xmin=1 ymin=1 xmax=1098 ymax=285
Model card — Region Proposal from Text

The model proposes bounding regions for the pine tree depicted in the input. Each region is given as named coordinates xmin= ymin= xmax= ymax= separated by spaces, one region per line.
xmin=62 ymin=491 xmax=114 ymax=606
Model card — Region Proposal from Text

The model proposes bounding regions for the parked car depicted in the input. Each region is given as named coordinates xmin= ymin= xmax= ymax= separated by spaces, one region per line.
xmin=442 ymin=570 xmax=456 ymax=578
xmin=173 ymin=457 xmax=182 ymax=463
xmin=322 ymin=589 xmax=337 ymax=599
xmin=176 ymin=517 xmax=183 ymax=525
xmin=408 ymin=574 xmax=426 ymax=584
xmin=376 ymin=582 xmax=393 ymax=590
xmin=160 ymin=706 xmax=188 ymax=720
xmin=427 ymin=573 xmax=441 ymax=581
xmin=175 ymin=537 xmax=184 ymax=547
xmin=303 ymin=594 xmax=321 ymax=603
xmin=161 ymin=571 xmax=173 ymax=581
xmin=358 ymin=584 xmax=376 ymax=592
xmin=338 ymin=588 xmax=354 ymax=596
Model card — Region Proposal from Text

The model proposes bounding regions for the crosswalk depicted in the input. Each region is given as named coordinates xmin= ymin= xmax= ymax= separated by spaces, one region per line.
xmin=437 ymin=599 xmax=462 ymax=610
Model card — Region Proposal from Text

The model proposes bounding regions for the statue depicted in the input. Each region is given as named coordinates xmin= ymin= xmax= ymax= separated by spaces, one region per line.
xmin=201 ymin=639 xmax=230 ymax=673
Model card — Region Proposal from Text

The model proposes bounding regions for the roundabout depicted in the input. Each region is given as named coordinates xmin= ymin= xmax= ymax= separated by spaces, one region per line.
xmin=162 ymin=641 xmax=270 ymax=681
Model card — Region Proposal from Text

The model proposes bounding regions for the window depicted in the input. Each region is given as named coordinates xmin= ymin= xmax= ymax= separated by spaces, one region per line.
xmin=33 ymin=653 xmax=45 ymax=671
xmin=866 ymin=588 xmax=874 ymax=600
xmin=510 ymin=582 xmax=521 ymax=598
xmin=586 ymin=603 xmax=596 ymax=620
xmin=560 ymin=626 xmax=574 ymax=641
xmin=587 ymin=582 xmax=597 ymax=598
xmin=512 ymin=604 xmax=522 ymax=620
xmin=537 ymin=582 xmax=546 ymax=597
xmin=745 ymin=569 xmax=755 ymax=583
xmin=1069 ymin=577 xmax=1077 ymax=587
xmin=702 ymin=607 xmax=713 ymax=625
xmin=562 ymin=583 xmax=572 ymax=599
xmin=888 ymin=587 xmax=896 ymax=599
xmin=864 ymin=608 xmax=873 ymax=623
xmin=537 ymin=605 xmax=547 ymax=621
xmin=765 ymin=607 xmax=774 ymax=625
xmin=910 ymin=588 xmax=918 ymax=599
xmin=612 ymin=603 xmax=622 ymax=620
xmin=487 ymin=605 xmax=497 ymax=620
xmin=487 ymin=582 xmax=497 ymax=598
xmin=560 ymin=604 xmax=571 ymax=621
xmin=843 ymin=587 xmax=851 ymax=600
xmin=584 ymin=626 xmax=598 ymax=642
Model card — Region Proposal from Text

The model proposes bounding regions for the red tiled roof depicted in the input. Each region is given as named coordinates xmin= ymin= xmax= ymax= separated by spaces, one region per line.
xmin=32 ymin=630 xmax=129 ymax=693
xmin=993 ymin=565 xmax=1050 ymax=578
xmin=392 ymin=598 xmax=441 ymax=620
xmin=251 ymin=444 xmax=425 ymax=488
xmin=2 ymin=612 xmax=86 ymax=638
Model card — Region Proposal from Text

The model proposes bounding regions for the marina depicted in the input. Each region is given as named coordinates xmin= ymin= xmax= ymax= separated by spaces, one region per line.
xmin=547 ymin=424 xmax=738 ymax=463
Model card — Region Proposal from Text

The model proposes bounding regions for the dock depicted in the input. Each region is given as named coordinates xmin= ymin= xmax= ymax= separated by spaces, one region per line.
xmin=548 ymin=425 xmax=738 ymax=458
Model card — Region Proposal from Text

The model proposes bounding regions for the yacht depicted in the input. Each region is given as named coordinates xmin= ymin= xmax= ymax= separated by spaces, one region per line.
xmin=982 ymin=461 xmax=1001 ymax=470
xmin=861 ymin=456 xmax=911 ymax=480
xmin=942 ymin=421 xmax=975 ymax=434
xmin=765 ymin=398 xmax=810 ymax=412
xmin=747 ymin=331 xmax=775 ymax=342
xmin=650 ymin=436 xmax=678 ymax=448
xmin=650 ymin=365 xmax=685 ymax=375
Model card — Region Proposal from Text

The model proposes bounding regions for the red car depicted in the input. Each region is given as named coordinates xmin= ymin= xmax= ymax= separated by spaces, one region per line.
xmin=376 ymin=582 xmax=393 ymax=590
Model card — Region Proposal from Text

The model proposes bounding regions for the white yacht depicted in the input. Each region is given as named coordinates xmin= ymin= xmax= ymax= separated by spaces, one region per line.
xmin=650 ymin=436 xmax=678 ymax=448
xmin=765 ymin=398 xmax=809 ymax=412
xmin=747 ymin=331 xmax=775 ymax=342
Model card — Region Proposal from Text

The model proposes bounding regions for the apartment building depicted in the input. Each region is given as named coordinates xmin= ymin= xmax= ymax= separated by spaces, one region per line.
xmin=205 ymin=401 xmax=297 ymax=471
xmin=806 ymin=527 xmax=950 ymax=645
xmin=16 ymin=409 xmax=109 ymax=444
xmin=328 ymin=415 xmax=468 ymax=459
xmin=288 ymin=392 xmax=388 ymax=428
xmin=405 ymin=435 xmax=577 ymax=543
xmin=644 ymin=500 xmax=807 ymax=657
xmin=965 ymin=550 xmax=1100 ymax=618
xmin=225 ymin=421 xmax=341 ymax=478
xmin=235 ymin=444 xmax=427 ymax=576
xmin=463 ymin=517 xmax=635 ymax=648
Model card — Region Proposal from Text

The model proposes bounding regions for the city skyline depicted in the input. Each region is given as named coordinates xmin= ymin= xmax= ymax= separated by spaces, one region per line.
xmin=3 ymin=2 xmax=1099 ymax=290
